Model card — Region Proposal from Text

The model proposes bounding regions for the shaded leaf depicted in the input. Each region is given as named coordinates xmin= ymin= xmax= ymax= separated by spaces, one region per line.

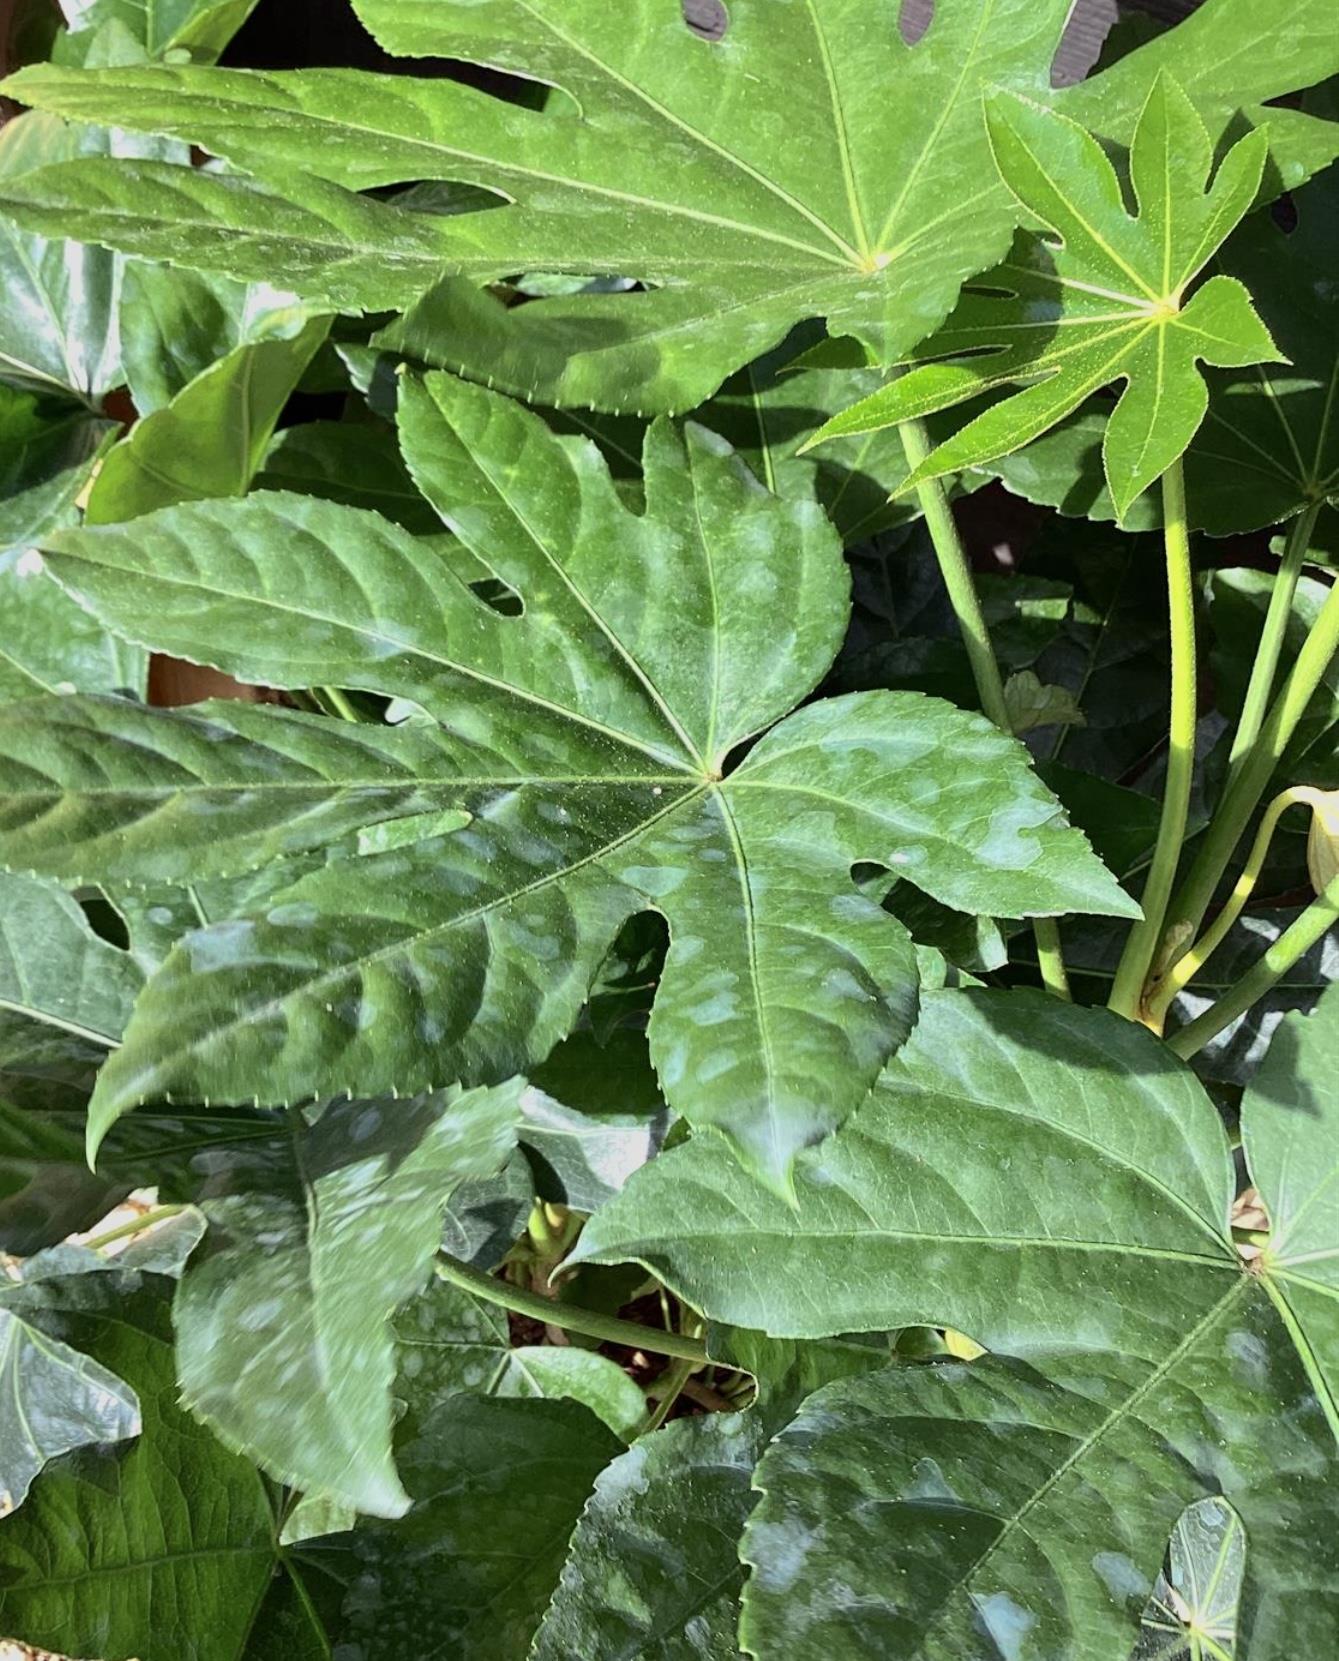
xmin=0 ymin=1249 xmax=141 ymax=1516
xmin=173 ymin=1079 xmax=522 ymax=1517
xmin=335 ymin=1395 xmax=622 ymax=1661
xmin=0 ymin=1274 xmax=288 ymax=1661
xmin=396 ymin=1274 xmax=647 ymax=1442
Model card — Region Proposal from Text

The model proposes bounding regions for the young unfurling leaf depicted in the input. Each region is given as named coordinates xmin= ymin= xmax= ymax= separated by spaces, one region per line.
xmin=808 ymin=74 xmax=1283 ymax=519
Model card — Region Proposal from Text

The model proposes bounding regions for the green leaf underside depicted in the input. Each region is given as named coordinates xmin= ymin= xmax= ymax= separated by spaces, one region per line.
xmin=173 ymin=1079 xmax=522 ymax=1516
xmin=1135 ymin=1498 xmax=1246 ymax=1660
xmin=0 ymin=1252 xmax=141 ymax=1516
xmin=6 ymin=373 xmax=1127 ymax=1188
xmin=0 ymin=1276 xmax=283 ymax=1661
xmin=810 ymin=75 xmax=1281 ymax=518
xmin=0 ymin=870 xmax=143 ymax=1048
xmin=3 ymin=0 xmax=1334 ymax=410
xmin=577 ymin=989 xmax=1336 ymax=1659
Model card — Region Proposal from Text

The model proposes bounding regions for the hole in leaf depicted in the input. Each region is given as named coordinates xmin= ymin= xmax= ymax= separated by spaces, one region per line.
xmin=1050 ymin=0 xmax=1118 ymax=90
xmin=683 ymin=0 xmax=728 ymax=42
xmin=899 ymin=0 xmax=933 ymax=46
xmin=78 ymin=890 xmax=131 ymax=951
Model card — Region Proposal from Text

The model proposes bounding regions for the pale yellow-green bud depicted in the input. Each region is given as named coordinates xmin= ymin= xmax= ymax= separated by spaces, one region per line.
xmin=1302 ymin=789 xmax=1339 ymax=898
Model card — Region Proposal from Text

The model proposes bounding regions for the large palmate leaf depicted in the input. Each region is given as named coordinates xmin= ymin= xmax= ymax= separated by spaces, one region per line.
xmin=810 ymin=75 xmax=1281 ymax=519
xmin=0 ymin=1246 xmax=141 ymax=1515
xmin=4 ymin=0 xmax=1336 ymax=412
xmin=2 ymin=374 xmax=1130 ymax=1189
xmin=173 ymin=1079 xmax=521 ymax=1518
xmin=578 ymin=989 xmax=1339 ymax=1661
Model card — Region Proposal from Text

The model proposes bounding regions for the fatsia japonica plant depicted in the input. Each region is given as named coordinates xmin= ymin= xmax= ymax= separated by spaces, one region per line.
xmin=0 ymin=0 xmax=1337 ymax=1657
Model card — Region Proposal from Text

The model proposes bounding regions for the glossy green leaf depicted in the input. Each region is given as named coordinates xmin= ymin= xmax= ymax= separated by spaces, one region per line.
xmin=533 ymin=1412 xmax=763 ymax=1661
xmin=85 ymin=315 xmax=329 ymax=523
xmin=0 ymin=870 xmax=143 ymax=1050
xmin=0 ymin=1247 xmax=141 ymax=1515
xmin=61 ymin=0 xmax=262 ymax=60
xmin=810 ymin=75 xmax=1280 ymax=519
xmin=989 ymin=160 xmax=1339 ymax=536
xmin=6 ymin=0 xmax=1335 ymax=412
xmin=16 ymin=374 xmax=1128 ymax=1187
xmin=576 ymin=989 xmax=1236 ymax=1339
xmin=0 ymin=1274 xmax=292 ymax=1661
xmin=395 ymin=1274 xmax=647 ymax=1441
xmin=335 ymin=1395 xmax=623 ymax=1660
xmin=577 ymin=989 xmax=1336 ymax=1659
xmin=0 ymin=387 xmax=143 ymax=705
xmin=0 ymin=159 xmax=470 ymax=316
xmin=0 ymin=112 xmax=125 ymax=400
xmin=119 ymin=263 xmax=321 ymax=415
xmin=172 ymin=1079 xmax=522 ymax=1518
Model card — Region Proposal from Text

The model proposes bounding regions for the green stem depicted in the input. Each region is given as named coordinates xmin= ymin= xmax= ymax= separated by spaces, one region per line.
xmin=897 ymin=417 xmax=1069 ymax=999
xmin=435 ymin=1250 xmax=709 ymax=1363
xmin=321 ymin=687 xmax=362 ymax=723
xmin=1162 ymin=573 xmax=1339 ymax=959
xmin=1167 ymin=876 xmax=1339 ymax=1059
xmin=1226 ymin=503 xmax=1320 ymax=784
xmin=1146 ymin=785 xmax=1323 ymax=1025
xmin=640 ymin=1353 xmax=698 ymax=1435
xmin=83 ymin=1203 xmax=187 ymax=1252
xmin=1109 ymin=459 xmax=1197 ymax=1021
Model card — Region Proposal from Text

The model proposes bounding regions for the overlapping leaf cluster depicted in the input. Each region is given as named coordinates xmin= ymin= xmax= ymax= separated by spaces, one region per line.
xmin=0 ymin=3 xmax=1336 ymax=1659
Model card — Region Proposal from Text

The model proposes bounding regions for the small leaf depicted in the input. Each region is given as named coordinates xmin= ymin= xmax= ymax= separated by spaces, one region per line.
xmin=395 ymin=1274 xmax=647 ymax=1442
xmin=810 ymin=75 xmax=1281 ymax=518
xmin=0 ymin=870 xmax=143 ymax=1049
xmin=86 ymin=316 xmax=330 ymax=523
xmin=0 ymin=1251 xmax=141 ymax=1515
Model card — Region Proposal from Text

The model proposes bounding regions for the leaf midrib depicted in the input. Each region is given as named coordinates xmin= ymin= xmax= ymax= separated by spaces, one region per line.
xmin=103 ymin=782 xmax=708 ymax=1106
xmin=906 ymin=1277 xmax=1253 ymax=1660
xmin=45 ymin=544 xmax=700 ymax=773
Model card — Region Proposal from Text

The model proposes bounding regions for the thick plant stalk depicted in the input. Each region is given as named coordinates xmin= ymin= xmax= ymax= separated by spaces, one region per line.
xmin=1160 ymin=574 xmax=1339 ymax=962
xmin=1167 ymin=876 xmax=1339 ymax=1059
xmin=436 ymin=1249 xmax=709 ymax=1363
xmin=1146 ymin=785 xmax=1324 ymax=1026
xmin=898 ymin=416 xmax=1070 ymax=998
xmin=1225 ymin=503 xmax=1321 ymax=785
xmin=1109 ymin=459 xmax=1197 ymax=1021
